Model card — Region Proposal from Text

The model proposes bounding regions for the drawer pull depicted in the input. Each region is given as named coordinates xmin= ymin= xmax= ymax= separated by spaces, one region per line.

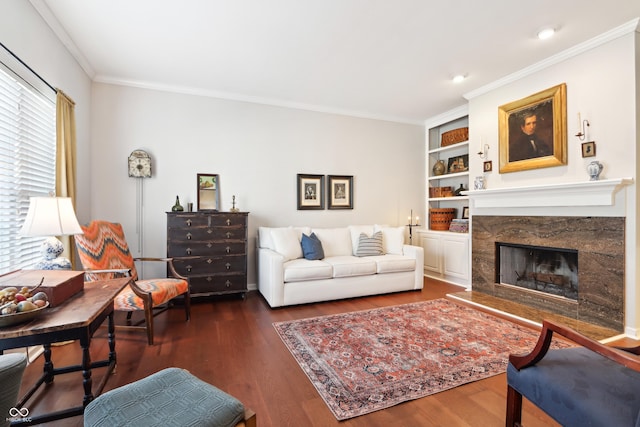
xmin=207 ymin=229 xmax=213 ymax=234
xmin=186 ymin=265 xmax=192 ymax=273
xmin=186 ymin=232 xmax=192 ymax=240
xmin=225 ymin=263 xmax=231 ymax=270
xmin=226 ymin=232 xmax=232 ymax=239
xmin=226 ymin=219 xmax=231 ymax=226
xmin=186 ymin=248 xmax=192 ymax=255
xmin=225 ymin=280 xmax=232 ymax=288
xmin=186 ymin=219 xmax=192 ymax=227
xmin=207 ymin=259 xmax=213 ymax=264
xmin=225 ymin=246 xmax=231 ymax=254
xmin=206 ymin=276 xmax=213 ymax=282
xmin=207 ymin=243 xmax=212 ymax=248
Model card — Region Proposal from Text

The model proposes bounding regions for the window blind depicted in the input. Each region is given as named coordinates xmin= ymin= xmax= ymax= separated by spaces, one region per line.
xmin=0 ymin=57 xmax=56 ymax=275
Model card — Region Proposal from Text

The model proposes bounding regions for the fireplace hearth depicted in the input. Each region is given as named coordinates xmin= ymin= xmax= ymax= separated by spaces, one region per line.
xmin=472 ymin=216 xmax=624 ymax=332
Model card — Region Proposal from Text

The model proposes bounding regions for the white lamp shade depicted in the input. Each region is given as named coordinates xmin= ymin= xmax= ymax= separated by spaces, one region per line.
xmin=19 ymin=197 xmax=83 ymax=236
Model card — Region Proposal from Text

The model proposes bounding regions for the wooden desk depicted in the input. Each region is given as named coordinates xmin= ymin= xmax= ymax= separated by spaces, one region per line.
xmin=0 ymin=277 xmax=131 ymax=426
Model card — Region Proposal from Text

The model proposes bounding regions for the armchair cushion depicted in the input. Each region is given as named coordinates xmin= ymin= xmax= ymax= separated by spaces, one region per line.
xmin=507 ymin=347 xmax=640 ymax=427
xmin=115 ymin=278 xmax=189 ymax=311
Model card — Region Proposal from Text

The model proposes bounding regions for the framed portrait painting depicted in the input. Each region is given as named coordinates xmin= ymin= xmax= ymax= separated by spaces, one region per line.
xmin=498 ymin=83 xmax=567 ymax=173
xmin=297 ymin=174 xmax=324 ymax=210
xmin=327 ymin=175 xmax=353 ymax=209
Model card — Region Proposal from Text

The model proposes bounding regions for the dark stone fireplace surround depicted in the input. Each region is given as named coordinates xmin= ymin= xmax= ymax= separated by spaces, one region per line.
xmin=472 ymin=215 xmax=625 ymax=331
xmin=466 ymin=179 xmax=631 ymax=333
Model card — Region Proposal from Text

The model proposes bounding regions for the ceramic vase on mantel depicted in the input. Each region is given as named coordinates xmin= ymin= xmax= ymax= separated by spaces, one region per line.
xmin=587 ymin=161 xmax=603 ymax=181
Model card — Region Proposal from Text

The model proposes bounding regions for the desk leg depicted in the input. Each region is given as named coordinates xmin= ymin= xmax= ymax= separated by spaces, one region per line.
xmin=108 ymin=311 xmax=117 ymax=366
xmin=80 ymin=335 xmax=93 ymax=407
xmin=43 ymin=343 xmax=54 ymax=384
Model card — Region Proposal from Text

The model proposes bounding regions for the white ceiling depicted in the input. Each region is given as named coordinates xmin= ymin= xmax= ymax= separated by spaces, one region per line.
xmin=32 ymin=0 xmax=640 ymax=124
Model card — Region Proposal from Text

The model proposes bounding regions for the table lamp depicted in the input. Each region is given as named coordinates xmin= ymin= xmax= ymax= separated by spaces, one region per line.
xmin=19 ymin=196 xmax=83 ymax=270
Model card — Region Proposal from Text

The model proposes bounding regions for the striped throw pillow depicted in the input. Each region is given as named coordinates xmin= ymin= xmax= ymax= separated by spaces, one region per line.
xmin=355 ymin=231 xmax=383 ymax=257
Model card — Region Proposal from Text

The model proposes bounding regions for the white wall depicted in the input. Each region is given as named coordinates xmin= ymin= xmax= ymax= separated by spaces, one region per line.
xmin=463 ymin=29 xmax=640 ymax=335
xmin=90 ymin=83 xmax=425 ymax=285
xmin=0 ymin=1 xmax=92 ymax=220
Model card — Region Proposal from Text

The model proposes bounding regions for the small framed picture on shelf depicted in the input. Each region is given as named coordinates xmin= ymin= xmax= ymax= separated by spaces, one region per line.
xmin=483 ymin=161 xmax=493 ymax=172
xmin=462 ymin=206 xmax=470 ymax=219
xmin=447 ymin=154 xmax=469 ymax=174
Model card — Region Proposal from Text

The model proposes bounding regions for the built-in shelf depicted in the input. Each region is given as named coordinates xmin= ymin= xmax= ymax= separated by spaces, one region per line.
xmin=464 ymin=178 xmax=633 ymax=208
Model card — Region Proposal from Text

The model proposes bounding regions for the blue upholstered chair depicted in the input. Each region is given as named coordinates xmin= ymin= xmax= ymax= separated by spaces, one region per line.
xmin=506 ymin=320 xmax=640 ymax=427
xmin=0 ymin=353 xmax=28 ymax=427
xmin=83 ymin=368 xmax=255 ymax=427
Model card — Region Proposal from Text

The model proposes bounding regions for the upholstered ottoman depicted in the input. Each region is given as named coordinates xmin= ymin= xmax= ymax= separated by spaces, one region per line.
xmin=507 ymin=347 xmax=640 ymax=427
xmin=84 ymin=368 xmax=246 ymax=427
xmin=1 ymin=353 xmax=28 ymax=427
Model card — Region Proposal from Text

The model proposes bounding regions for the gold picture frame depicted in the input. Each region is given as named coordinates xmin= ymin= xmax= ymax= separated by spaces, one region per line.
xmin=498 ymin=83 xmax=567 ymax=173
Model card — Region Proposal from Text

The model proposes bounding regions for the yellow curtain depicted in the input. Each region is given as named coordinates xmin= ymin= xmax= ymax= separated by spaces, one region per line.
xmin=55 ymin=89 xmax=78 ymax=268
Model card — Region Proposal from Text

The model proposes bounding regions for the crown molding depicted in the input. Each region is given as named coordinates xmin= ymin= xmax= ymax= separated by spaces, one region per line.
xmin=463 ymin=18 xmax=640 ymax=101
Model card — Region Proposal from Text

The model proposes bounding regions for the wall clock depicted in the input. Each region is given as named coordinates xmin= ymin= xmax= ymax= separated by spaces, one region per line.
xmin=128 ymin=149 xmax=152 ymax=178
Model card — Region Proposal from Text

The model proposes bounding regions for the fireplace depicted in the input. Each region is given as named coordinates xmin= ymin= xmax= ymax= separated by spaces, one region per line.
xmin=472 ymin=216 xmax=624 ymax=332
xmin=496 ymin=242 xmax=578 ymax=300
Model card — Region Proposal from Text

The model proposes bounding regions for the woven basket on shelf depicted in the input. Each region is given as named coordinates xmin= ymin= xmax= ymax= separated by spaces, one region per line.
xmin=440 ymin=127 xmax=469 ymax=147
xmin=429 ymin=208 xmax=456 ymax=231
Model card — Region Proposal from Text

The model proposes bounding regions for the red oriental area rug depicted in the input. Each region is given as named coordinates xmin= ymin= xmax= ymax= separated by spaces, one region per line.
xmin=274 ymin=298 xmax=570 ymax=420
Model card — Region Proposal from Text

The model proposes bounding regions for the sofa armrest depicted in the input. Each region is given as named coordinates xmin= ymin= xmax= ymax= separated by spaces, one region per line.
xmin=402 ymin=244 xmax=424 ymax=289
xmin=257 ymin=247 xmax=286 ymax=307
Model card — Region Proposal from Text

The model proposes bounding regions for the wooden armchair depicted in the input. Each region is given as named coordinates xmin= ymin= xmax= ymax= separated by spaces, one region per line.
xmin=506 ymin=319 xmax=640 ymax=427
xmin=74 ymin=220 xmax=191 ymax=345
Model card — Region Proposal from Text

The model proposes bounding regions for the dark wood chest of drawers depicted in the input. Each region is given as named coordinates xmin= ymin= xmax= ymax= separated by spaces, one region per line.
xmin=166 ymin=211 xmax=248 ymax=297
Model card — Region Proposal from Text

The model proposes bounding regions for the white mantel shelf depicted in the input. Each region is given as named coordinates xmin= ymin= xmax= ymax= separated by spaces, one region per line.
xmin=463 ymin=178 xmax=634 ymax=208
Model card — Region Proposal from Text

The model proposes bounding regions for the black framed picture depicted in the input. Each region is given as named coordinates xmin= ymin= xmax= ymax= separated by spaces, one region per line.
xmin=297 ymin=174 xmax=324 ymax=210
xmin=327 ymin=175 xmax=353 ymax=209
xmin=447 ymin=154 xmax=469 ymax=174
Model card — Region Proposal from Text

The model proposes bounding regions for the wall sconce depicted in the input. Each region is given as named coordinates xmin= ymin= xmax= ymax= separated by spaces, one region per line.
xmin=477 ymin=143 xmax=490 ymax=159
xmin=575 ymin=113 xmax=590 ymax=141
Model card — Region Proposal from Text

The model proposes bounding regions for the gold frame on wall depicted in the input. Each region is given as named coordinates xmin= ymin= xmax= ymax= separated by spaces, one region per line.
xmin=498 ymin=83 xmax=567 ymax=173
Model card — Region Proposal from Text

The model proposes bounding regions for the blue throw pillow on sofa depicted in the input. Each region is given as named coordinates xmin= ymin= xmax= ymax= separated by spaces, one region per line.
xmin=301 ymin=232 xmax=324 ymax=260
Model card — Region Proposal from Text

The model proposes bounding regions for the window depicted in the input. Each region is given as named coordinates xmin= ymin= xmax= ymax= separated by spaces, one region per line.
xmin=0 ymin=47 xmax=56 ymax=275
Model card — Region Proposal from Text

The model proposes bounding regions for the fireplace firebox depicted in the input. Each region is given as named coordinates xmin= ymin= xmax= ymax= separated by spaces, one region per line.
xmin=496 ymin=242 xmax=578 ymax=300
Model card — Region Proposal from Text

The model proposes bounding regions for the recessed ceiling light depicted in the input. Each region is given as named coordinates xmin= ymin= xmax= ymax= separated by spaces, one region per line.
xmin=537 ymin=27 xmax=555 ymax=40
xmin=452 ymin=75 xmax=466 ymax=83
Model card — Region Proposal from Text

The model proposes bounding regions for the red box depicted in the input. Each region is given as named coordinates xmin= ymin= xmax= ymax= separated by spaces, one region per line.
xmin=0 ymin=270 xmax=84 ymax=307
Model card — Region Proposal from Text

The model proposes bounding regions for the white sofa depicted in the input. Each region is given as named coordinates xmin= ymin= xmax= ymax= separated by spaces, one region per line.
xmin=257 ymin=225 xmax=424 ymax=308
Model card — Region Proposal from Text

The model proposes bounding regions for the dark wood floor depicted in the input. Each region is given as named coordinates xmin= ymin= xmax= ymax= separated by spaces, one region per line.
xmin=16 ymin=278 xmax=562 ymax=426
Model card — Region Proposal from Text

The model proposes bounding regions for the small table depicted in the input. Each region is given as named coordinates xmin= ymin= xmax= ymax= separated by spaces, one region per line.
xmin=0 ymin=277 xmax=131 ymax=426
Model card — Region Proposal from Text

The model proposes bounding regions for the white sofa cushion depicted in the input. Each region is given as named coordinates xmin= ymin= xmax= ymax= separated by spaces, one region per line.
xmin=283 ymin=259 xmax=333 ymax=282
xmin=323 ymin=256 xmax=377 ymax=278
xmin=347 ymin=225 xmax=375 ymax=255
xmin=271 ymin=228 xmax=303 ymax=261
xmin=373 ymin=254 xmax=416 ymax=273
xmin=374 ymin=225 xmax=405 ymax=255
xmin=259 ymin=226 xmax=311 ymax=251
xmin=311 ymin=228 xmax=352 ymax=257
